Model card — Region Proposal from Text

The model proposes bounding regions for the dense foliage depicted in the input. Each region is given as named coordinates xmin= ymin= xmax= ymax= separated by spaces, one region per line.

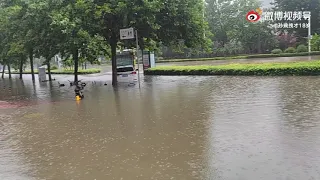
xmin=0 ymin=0 xmax=319 ymax=82
xmin=161 ymin=0 xmax=320 ymax=58
xmin=0 ymin=0 xmax=208 ymax=84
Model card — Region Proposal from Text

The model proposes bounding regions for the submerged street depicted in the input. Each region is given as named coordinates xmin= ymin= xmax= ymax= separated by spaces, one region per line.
xmin=1 ymin=0 xmax=319 ymax=178
xmin=1 ymin=74 xmax=320 ymax=179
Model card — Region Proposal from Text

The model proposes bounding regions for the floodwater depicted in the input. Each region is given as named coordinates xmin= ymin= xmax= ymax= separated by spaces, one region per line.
xmin=1 ymin=74 xmax=320 ymax=180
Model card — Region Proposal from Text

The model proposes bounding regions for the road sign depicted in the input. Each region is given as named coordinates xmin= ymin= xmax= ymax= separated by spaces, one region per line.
xmin=120 ymin=28 xmax=134 ymax=40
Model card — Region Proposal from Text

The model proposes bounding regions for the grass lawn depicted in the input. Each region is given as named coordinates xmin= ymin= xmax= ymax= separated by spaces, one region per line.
xmin=157 ymin=51 xmax=320 ymax=63
xmin=10 ymin=68 xmax=101 ymax=75
xmin=145 ymin=60 xmax=320 ymax=76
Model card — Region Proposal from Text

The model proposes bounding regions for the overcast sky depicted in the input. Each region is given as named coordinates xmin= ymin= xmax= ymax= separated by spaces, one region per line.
xmin=261 ymin=0 xmax=274 ymax=8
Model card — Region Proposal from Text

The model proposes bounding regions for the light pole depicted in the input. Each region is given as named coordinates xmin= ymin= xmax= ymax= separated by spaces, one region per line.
xmin=203 ymin=0 xmax=206 ymax=38
xmin=308 ymin=16 xmax=311 ymax=54
xmin=135 ymin=30 xmax=141 ymax=89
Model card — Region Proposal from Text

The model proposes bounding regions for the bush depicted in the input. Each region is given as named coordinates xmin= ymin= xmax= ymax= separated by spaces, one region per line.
xmin=247 ymin=51 xmax=320 ymax=58
xmin=145 ymin=60 xmax=320 ymax=76
xmin=157 ymin=51 xmax=320 ymax=63
xmin=51 ymin=65 xmax=58 ymax=70
xmin=271 ymin=49 xmax=283 ymax=54
xmin=296 ymin=44 xmax=308 ymax=52
xmin=284 ymin=47 xmax=296 ymax=53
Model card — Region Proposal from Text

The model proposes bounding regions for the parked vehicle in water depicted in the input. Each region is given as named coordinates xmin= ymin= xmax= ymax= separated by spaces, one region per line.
xmin=116 ymin=49 xmax=138 ymax=82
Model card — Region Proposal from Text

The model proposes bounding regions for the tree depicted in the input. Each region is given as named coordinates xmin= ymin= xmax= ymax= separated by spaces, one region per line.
xmin=93 ymin=0 xmax=210 ymax=85
xmin=50 ymin=0 xmax=107 ymax=82
xmin=1 ymin=0 xmax=42 ymax=81
xmin=311 ymin=33 xmax=320 ymax=50
xmin=273 ymin=0 xmax=320 ymax=41
xmin=7 ymin=41 xmax=28 ymax=79
xmin=20 ymin=0 xmax=61 ymax=81
xmin=157 ymin=0 xmax=212 ymax=58
xmin=22 ymin=0 xmax=45 ymax=81
xmin=0 ymin=3 xmax=25 ymax=79
xmin=205 ymin=0 xmax=239 ymax=46
xmin=205 ymin=0 xmax=278 ymax=54
xmin=1 ymin=0 xmax=211 ymax=84
xmin=233 ymin=22 xmax=278 ymax=53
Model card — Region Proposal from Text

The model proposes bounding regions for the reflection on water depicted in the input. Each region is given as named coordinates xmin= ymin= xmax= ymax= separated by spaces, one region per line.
xmin=1 ymin=75 xmax=320 ymax=180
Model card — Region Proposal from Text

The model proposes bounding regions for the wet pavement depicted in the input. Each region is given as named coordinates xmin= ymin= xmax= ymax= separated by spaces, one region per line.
xmin=1 ymin=73 xmax=320 ymax=180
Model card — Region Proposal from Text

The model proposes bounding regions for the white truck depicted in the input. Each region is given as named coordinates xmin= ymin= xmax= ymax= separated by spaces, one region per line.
xmin=116 ymin=49 xmax=137 ymax=82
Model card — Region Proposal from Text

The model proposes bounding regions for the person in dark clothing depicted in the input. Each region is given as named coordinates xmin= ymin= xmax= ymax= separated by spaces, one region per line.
xmin=74 ymin=83 xmax=84 ymax=99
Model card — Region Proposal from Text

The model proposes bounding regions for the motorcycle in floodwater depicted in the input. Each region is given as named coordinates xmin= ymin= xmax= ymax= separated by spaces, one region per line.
xmin=74 ymin=80 xmax=86 ymax=100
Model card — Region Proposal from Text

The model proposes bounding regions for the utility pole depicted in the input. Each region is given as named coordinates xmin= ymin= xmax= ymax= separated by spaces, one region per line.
xmin=135 ymin=30 xmax=141 ymax=89
xmin=203 ymin=0 xmax=206 ymax=38
xmin=308 ymin=15 xmax=311 ymax=54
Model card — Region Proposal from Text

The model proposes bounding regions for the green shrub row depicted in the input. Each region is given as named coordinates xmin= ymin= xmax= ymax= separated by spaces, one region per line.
xmin=145 ymin=60 xmax=320 ymax=76
xmin=271 ymin=49 xmax=283 ymax=54
xmin=246 ymin=51 xmax=320 ymax=58
xmin=157 ymin=56 xmax=248 ymax=63
xmin=10 ymin=68 xmax=101 ymax=75
xmin=157 ymin=51 xmax=320 ymax=63
xmin=272 ymin=45 xmax=309 ymax=54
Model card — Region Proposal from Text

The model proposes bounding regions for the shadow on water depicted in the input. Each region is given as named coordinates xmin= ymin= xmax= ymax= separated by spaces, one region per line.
xmin=0 ymin=78 xmax=33 ymax=101
xmin=113 ymin=86 xmax=121 ymax=116
xmin=112 ymin=86 xmax=129 ymax=138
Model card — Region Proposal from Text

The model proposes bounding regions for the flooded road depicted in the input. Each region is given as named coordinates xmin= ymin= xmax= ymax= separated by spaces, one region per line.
xmin=1 ymin=74 xmax=320 ymax=180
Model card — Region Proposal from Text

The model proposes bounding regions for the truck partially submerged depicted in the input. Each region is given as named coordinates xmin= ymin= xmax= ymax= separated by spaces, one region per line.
xmin=116 ymin=49 xmax=137 ymax=81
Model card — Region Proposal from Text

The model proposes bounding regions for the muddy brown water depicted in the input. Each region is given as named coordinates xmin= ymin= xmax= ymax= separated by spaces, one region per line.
xmin=1 ymin=74 xmax=320 ymax=180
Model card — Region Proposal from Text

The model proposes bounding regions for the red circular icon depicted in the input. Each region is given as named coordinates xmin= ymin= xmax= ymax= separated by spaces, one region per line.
xmin=246 ymin=10 xmax=260 ymax=22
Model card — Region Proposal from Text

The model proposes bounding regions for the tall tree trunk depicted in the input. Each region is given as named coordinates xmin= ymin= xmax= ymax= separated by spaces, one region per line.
xmin=8 ymin=64 xmax=11 ymax=79
xmin=257 ymin=33 xmax=261 ymax=54
xmin=29 ymin=49 xmax=35 ymax=81
xmin=85 ymin=62 xmax=87 ymax=69
xmin=1 ymin=64 xmax=5 ymax=78
xmin=110 ymin=34 xmax=117 ymax=86
xmin=47 ymin=60 xmax=52 ymax=81
xmin=140 ymin=49 xmax=144 ymax=70
xmin=73 ymin=48 xmax=79 ymax=82
xmin=19 ymin=56 xmax=23 ymax=79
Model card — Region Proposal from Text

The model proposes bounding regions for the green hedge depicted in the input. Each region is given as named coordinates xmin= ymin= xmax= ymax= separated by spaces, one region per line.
xmin=10 ymin=68 xmax=101 ymax=75
xmin=284 ymin=47 xmax=296 ymax=53
xmin=145 ymin=60 xmax=320 ymax=76
xmin=158 ymin=51 xmax=320 ymax=63
xmin=296 ymin=45 xmax=308 ymax=53
xmin=158 ymin=56 xmax=248 ymax=63
xmin=271 ymin=49 xmax=283 ymax=54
